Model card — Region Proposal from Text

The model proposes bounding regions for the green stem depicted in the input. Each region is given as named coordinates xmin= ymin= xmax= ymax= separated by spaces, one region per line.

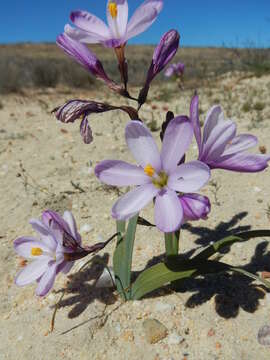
xmin=165 ymin=231 xmax=180 ymax=256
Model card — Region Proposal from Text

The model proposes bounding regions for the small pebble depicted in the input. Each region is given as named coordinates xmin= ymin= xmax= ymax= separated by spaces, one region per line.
xmin=114 ymin=323 xmax=121 ymax=333
xmin=121 ymin=330 xmax=134 ymax=342
xmin=154 ymin=302 xmax=175 ymax=313
xmin=258 ymin=325 xmax=270 ymax=346
xmin=167 ymin=333 xmax=183 ymax=345
xmin=80 ymin=224 xmax=93 ymax=233
xmin=143 ymin=319 xmax=168 ymax=344
xmin=254 ymin=186 xmax=261 ymax=193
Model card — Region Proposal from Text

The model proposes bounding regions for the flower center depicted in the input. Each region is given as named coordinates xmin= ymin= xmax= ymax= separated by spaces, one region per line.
xmin=144 ymin=164 xmax=155 ymax=177
xmin=144 ymin=164 xmax=168 ymax=189
xmin=31 ymin=247 xmax=43 ymax=256
xmin=108 ymin=2 xmax=118 ymax=18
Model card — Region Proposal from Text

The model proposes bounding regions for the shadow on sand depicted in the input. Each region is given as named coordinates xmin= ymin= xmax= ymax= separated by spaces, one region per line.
xmin=56 ymin=212 xmax=269 ymax=321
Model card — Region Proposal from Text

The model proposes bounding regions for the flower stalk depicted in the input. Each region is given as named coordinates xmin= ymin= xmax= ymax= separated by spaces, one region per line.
xmin=164 ymin=231 xmax=180 ymax=257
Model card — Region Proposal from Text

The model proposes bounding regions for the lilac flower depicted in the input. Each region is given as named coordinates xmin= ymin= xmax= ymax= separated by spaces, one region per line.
xmin=139 ymin=30 xmax=180 ymax=106
xmin=165 ymin=62 xmax=185 ymax=78
xmin=56 ymin=33 xmax=124 ymax=94
xmin=179 ymin=193 xmax=211 ymax=223
xmin=190 ymin=95 xmax=270 ymax=172
xmin=64 ymin=0 xmax=163 ymax=48
xmin=14 ymin=210 xmax=118 ymax=296
xmin=14 ymin=210 xmax=82 ymax=296
xmin=95 ymin=118 xmax=210 ymax=233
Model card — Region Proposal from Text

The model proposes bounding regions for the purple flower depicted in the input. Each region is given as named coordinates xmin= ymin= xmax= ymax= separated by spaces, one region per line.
xmin=57 ymin=33 xmax=109 ymax=82
xmin=139 ymin=30 xmax=180 ymax=106
xmin=95 ymin=118 xmax=210 ymax=233
xmin=165 ymin=62 xmax=185 ymax=78
xmin=179 ymin=193 xmax=211 ymax=223
xmin=64 ymin=0 xmax=163 ymax=48
xmin=56 ymin=33 xmax=124 ymax=94
xmin=190 ymin=95 xmax=270 ymax=172
xmin=14 ymin=210 xmax=82 ymax=296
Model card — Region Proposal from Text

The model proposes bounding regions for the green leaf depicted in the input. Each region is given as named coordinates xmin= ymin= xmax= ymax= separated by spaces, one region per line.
xmin=131 ymin=258 xmax=228 ymax=300
xmin=193 ymin=230 xmax=270 ymax=261
xmin=130 ymin=256 xmax=270 ymax=300
xmin=113 ymin=215 xmax=138 ymax=300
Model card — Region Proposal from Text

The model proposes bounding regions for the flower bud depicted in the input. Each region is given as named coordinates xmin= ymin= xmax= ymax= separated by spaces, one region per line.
xmin=139 ymin=29 xmax=180 ymax=107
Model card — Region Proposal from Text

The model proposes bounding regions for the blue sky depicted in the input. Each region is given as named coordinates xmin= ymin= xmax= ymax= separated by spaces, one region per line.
xmin=1 ymin=0 xmax=270 ymax=47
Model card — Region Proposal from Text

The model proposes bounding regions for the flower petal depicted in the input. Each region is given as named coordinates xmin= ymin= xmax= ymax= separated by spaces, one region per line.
xmin=202 ymin=105 xmax=223 ymax=142
xmin=211 ymin=153 xmax=270 ymax=173
xmin=112 ymin=183 xmax=159 ymax=220
xmin=107 ymin=0 xmax=128 ymax=39
xmin=154 ymin=189 xmax=183 ymax=232
xmin=64 ymin=24 xmax=104 ymax=44
xmin=222 ymin=134 xmax=258 ymax=156
xmin=15 ymin=258 xmax=50 ymax=286
xmin=80 ymin=116 xmax=93 ymax=144
xmin=200 ymin=117 xmax=236 ymax=162
xmin=41 ymin=210 xmax=70 ymax=235
xmin=29 ymin=219 xmax=57 ymax=250
xmin=126 ymin=0 xmax=163 ymax=40
xmin=58 ymin=261 xmax=74 ymax=275
xmin=62 ymin=211 xmax=81 ymax=244
xmin=168 ymin=161 xmax=211 ymax=193
xmin=161 ymin=116 xmax=193 ymax=173
xmin=125 ymin=121 xmax=161 ymax=171
xmin=70 ymin=10 xmax=110 ymax=40
xmin=179 ymin=193 xmax=211 ymax=222
xmin=190 ymin=94 xmax=202 ymax=155
xmin=95 ymin=160 xmax=150 ymax=186
xmin=35 ymin=261 xmax=58 ymax=296
xmin=14 ymin=237 xmax=52 ymax=259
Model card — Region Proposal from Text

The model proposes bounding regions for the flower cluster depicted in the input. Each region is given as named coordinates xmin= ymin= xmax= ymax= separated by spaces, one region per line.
xmin=13 ymin=0 xmax=270 ymax=299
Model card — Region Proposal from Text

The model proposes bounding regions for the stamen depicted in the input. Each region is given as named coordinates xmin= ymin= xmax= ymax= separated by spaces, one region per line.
xmin=144 ymin=164 xmax=155 ymax=177
xmin=31 ymin=247 xmax=43 ymax=256
xmin=108 ymin=2 xmax=118 ymax=18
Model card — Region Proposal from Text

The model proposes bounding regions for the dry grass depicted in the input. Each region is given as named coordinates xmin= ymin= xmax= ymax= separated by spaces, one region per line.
xmin=0 ymin=43 xmax=270 ymax=94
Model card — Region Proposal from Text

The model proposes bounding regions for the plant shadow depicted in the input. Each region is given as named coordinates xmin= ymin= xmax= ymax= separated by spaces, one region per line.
xmin=142 ymin=212 xmax=270 ymax=318
xmin=181 ymin=241 xmax=270 ymax=318
xmin=182 ymin=211 xmax=251 ymax=252
xmin=56 ymin=253 xmax=117 ymax=319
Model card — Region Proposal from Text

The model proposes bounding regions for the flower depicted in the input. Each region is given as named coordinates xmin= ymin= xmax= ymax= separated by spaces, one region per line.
xmin=64 ymin=0 xmax=163 ymax=48
xmin=52 ymin=99 xmax=139 ymax=144
xmin=14 ymin=210 xmax=82 ymax=296
xmin=95 ymin=118 xmax=210 ymax=232
xmin=190 ymin=95 xmax=270 ymax=172
xmin=138 ymin=30 xmax=180 ymax=106
xmin=179 ymin=193 xmax=211 ymax=223
xmin=165 ymin=62 xmax=185 ymax=77
xmin=56 ymin=33 xmax=124 ymax=95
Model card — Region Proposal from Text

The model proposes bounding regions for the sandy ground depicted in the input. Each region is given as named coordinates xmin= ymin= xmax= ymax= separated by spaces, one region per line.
xmin=1 ymin=74 xmax=270 ymax=359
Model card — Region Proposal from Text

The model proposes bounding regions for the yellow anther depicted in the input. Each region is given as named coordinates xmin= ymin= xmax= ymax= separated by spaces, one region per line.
xmin=108 ymin=2 xmax=118 ymax=18
xmin=144 ymin=164 xmax=155 ymax=177
xmin=31 ymin=247 xmax=43 ymax=256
